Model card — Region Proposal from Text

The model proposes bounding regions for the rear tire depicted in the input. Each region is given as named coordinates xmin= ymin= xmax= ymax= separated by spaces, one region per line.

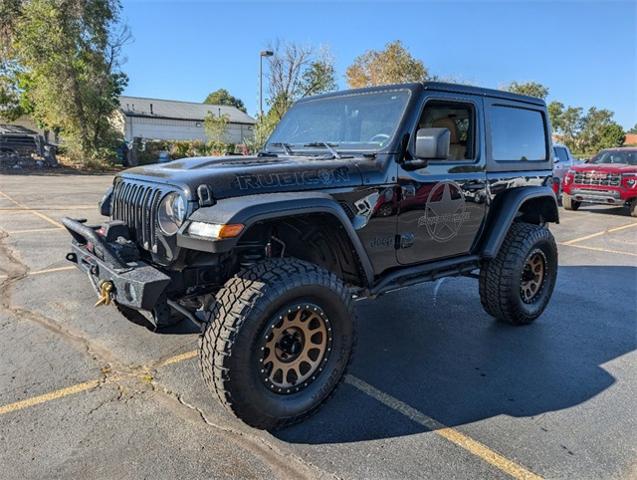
xmin=562 ymin=194 xmax=581 ymax=211
xmin=199 ymin=258 xmax=355 ymax=430
xmin=479 ymin=222 xmax=558 ymax=325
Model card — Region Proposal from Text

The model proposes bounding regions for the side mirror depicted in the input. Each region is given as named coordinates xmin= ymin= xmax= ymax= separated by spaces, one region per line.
xmin=415 ymin=128 xmax=450 ymax=160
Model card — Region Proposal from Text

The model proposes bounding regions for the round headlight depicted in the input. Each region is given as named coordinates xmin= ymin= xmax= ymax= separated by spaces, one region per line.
xmin=158 ymin=192 xmax=186 ymax=235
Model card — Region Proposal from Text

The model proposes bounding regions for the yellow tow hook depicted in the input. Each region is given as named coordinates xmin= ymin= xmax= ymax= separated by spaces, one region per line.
xmin=95 ymin=280 xmax=114 ymax=307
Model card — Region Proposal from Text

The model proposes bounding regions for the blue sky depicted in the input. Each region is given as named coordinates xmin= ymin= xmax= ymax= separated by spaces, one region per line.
xmin=120 ymin=0 xmax=636 ymax=128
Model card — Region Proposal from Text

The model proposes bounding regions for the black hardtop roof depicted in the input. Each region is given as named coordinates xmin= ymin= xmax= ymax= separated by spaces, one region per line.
xmin=298 ymin=81 xmax=546 ymax=107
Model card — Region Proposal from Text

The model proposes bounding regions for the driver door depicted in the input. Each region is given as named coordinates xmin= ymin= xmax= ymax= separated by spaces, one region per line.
xmin=396 ymin=94 xmax=488 ymax=265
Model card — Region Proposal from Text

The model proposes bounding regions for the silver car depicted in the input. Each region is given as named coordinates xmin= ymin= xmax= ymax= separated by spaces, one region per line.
xmin=553 ymin=143 xmax=582 ymax=195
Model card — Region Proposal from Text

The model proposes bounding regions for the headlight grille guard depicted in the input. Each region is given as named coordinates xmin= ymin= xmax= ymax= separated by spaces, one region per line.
xmin=111 ymin=178 xmax=186 ymax=254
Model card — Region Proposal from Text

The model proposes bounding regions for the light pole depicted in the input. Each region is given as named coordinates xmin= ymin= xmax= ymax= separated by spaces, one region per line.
xmin=259 ymin=50 xmax=273 ymax=117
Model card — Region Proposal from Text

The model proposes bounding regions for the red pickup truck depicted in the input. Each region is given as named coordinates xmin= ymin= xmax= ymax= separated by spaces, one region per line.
xmin=562 ymin=147 xmax=637 ymax=217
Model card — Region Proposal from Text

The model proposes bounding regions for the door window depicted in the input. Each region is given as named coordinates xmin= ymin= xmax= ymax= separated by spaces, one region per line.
xmin=417 ymin=101 xmax=475 ymax=161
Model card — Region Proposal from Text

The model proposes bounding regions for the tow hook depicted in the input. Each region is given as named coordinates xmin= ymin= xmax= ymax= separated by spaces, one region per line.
xmin=95 ymin=280 xmax=114 ymax=307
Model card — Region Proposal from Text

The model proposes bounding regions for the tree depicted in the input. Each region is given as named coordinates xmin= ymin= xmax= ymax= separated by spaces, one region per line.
xmin=203 ymin=88 xmax=246 ymax=113
xmin=0 ymin=61 xmax=26 ymax=121
xmin=628 ymin=123 xmax=637 ymax=134
xmin=579 ymin=108 xmax=624 ymax=153
xmin=547 ymin=101 xmax=564 ymax=132
xmin=346 ymin=41 xmax=427 ymax=88
xmin=547 ymin=101 xmax=584 ymax=152
xmin=265 ymin=41 xmax=336 ymax=122
xmin=2 ymin=0 xmax=129 ymax=164
xmin=204 ymin=111 xmax=229 ymax=144
xmin=560 ymin=106 xmax=584 ymax=152
xmin=248 ymin=41 xmax=336 ymax=151
xmin=597 ymin=124 xmax=625 ymax=150
xmin=504 ymin=81 xmax=549 ymax=100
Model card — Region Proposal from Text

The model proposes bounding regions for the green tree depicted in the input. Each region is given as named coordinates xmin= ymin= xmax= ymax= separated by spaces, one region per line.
xmin=597 ymin=124 xmax=625 ymax=149
xmin=203 ymin=88 xmax=246 ymax=113
xmin=547 ymin=101 xmax=564 ymax=132
xmin=204 ymin=111 xmax=229 ymax=144
xmin=346 ymin=41 xmax=427 ymax=88
xmin=504 ymin=81 xmax=549 ymax=100
xmin=628 ymin=123 xmax=637 ymax=134
xmin=576 ymin=108 xmax=625 ymax=153
xmin=2 ymin=0 xmax=128 ymax=164
xmin=0 ymin=61 xmax=26 ymax=121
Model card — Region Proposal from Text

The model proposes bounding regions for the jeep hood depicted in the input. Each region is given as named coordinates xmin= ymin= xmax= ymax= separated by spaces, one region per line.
xmin=571 ymin=163 xmax=637 ymax=174
xmin=120 ymin=155 xmax=363 ymax=199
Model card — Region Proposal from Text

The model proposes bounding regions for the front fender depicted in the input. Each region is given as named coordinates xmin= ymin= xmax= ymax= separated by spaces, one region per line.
xmin=176 ymin=192 xmax=375 ymax=286
xmin=480 ymin=186 xmax=559 ymax=258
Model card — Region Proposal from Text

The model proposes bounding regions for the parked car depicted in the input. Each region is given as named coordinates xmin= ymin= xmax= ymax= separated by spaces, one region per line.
xmin=562 ymin=147 xmax=637 ymax=216
xmin=552 ymin=143 xmax=581 ymax=195
xmin=0 ymin=124 xmax=57 ymax=168
xmin=62 ymin=82 xmax=559 ymax=429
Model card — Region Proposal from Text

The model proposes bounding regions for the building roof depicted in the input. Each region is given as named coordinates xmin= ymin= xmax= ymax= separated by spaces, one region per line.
xmin=119 ymin=96 xmax=256 ymax=125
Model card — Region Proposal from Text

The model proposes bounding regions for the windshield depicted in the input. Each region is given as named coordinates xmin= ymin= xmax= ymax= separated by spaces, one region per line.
xmin=589 ymin=150 xmax=637 ymax=165
xmin=266 ymin=89 xmax=411 ymax=153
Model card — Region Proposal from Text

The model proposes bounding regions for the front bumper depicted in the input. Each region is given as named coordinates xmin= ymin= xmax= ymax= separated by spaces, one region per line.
xmin=62 ymin=217 xmax=171 ymax=311
xmin=565 ymin=188 xmax=626 ymax=205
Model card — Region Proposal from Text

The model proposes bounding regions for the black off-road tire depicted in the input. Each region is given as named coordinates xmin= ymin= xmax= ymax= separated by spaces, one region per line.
xmin=562 ymin=195 xmax=581 ymax=211
xmin=199 ymin=258 xmax=355 ymax=430
xmin=479 ymin=222 xmax=558 ymax=325
xmin=629 ymin=200 xmax=637 ymax=217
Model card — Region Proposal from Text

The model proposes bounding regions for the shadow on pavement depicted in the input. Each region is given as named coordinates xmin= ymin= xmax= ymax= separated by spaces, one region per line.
xmin=277 ymin=265 xmax=637 ymax=444
xmin=575 ymin=205 xmax=631 ymax=217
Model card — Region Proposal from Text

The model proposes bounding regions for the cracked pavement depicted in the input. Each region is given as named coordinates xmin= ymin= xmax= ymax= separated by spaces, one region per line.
xmin=0 ymin=173 xmax=636 ymax=479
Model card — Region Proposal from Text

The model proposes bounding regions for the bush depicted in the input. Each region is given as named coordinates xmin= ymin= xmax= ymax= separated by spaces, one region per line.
xmin=133 ymin=139 xmax=240 ymax=165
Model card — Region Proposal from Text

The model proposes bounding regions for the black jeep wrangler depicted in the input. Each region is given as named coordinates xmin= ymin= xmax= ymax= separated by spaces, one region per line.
xmin=63 ymin=82 xmax=559 ymax=429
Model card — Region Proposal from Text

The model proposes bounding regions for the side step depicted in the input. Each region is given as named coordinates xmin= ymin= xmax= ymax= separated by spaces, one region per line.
xmin=368 ymin=255 xmax=480 ymax=298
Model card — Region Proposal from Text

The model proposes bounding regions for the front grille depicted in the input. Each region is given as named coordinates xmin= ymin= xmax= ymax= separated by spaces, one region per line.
xmin=111 ymin=180 xmax=165 ymax=252
xmin=573 ymin=171 xmax=620 ymax=187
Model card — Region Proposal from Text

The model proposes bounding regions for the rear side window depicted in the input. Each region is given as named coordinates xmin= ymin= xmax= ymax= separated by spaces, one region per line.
xmin=490 ymin=106 xmax=547 ymax=161
xmin=554 ymin=146 xmax=568 ymax=162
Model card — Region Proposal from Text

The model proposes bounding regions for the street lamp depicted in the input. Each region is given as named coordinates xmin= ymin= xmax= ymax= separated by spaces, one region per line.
xmin=259 ymin=50 xmax=274 ymax=117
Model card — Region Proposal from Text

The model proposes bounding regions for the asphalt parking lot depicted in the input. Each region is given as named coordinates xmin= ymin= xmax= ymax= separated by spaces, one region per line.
xmin=1 ymin=172 xmax=635 ymax=480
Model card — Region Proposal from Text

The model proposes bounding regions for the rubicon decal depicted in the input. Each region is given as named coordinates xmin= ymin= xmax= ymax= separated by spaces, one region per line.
xmin=234 ymin=167 xmax=350 ymax=190
xmin=418 ymin=181 xmax=470 ymax=242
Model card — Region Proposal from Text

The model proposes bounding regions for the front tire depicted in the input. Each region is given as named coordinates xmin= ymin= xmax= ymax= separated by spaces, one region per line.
xmin=479 ymin=222 xmax=558 ymax=325
xmin=562 ymin=194 xmax=581 ymax=211
xmin=199 ymin=258 xmax=355 ymax=430
xmin=629 ymin=200 xmax=637 ymax=217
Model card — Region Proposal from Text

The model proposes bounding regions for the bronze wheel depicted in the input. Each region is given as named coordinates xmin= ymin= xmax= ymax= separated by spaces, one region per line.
xmin=520 ymin=249 xmax=547 ymax=303
xmin=199 ymin=258 xmax=355 ymax=429
xmin=258 ymin=303 xmax=332 ymax=395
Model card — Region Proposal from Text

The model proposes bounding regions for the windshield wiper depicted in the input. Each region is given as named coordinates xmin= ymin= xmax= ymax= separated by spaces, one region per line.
xmin=268 ymin=142 xmax=295 ymax=156
xmin=257 ymin=150 xmax=278 ymax=157
xmin=304 ymin=142 xmax=342 ymax=159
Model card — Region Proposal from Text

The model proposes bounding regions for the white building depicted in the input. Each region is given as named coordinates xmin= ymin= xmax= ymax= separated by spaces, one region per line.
xmin=115 ymin=96 xmax=256 ymax=144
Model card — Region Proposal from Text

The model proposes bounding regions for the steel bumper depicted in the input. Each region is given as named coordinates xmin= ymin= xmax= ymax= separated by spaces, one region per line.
xmin=62 ymin=217 xmax=171 ymax=311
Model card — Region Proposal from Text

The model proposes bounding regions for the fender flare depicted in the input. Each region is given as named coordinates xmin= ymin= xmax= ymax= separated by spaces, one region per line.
xmin=480 ymin=186 xmax=559 ymax=259
xmin=177 ymin=191 xmax=375 ymax=286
